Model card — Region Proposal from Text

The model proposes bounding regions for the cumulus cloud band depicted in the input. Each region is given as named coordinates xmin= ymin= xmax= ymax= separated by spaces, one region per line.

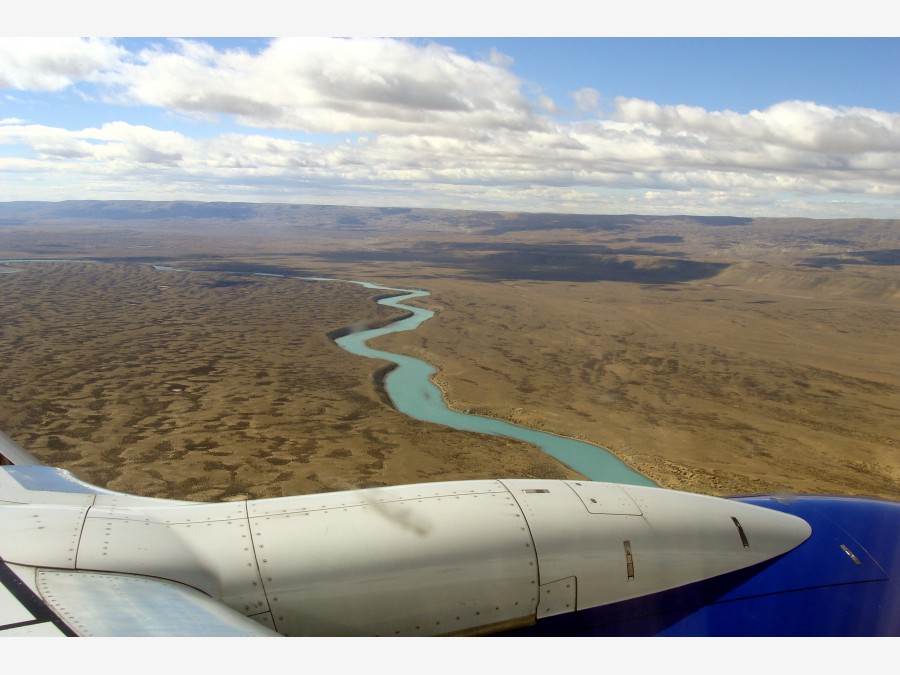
xmin=1 ymin=37 xmax=898 ymax=216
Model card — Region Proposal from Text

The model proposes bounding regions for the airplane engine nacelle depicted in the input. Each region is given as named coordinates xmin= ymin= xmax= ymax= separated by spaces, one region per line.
xmin=239 ymin=479 xmax=810 ymax=636
xmin=504 ymin=479 xmax=812 ymax=618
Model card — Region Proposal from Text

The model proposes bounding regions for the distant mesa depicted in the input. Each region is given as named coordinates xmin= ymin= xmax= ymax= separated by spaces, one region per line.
xmin=0 ymin=200 xmax=753 ymax=233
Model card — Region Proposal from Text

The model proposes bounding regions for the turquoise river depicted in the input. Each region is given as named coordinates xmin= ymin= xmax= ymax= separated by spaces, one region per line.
xmin=323 ymin=278 xmax=656 ymax=487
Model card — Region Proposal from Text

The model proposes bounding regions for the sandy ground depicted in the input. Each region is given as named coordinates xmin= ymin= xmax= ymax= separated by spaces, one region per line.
xmin=0 ymin=209 xmax=896 ymax=501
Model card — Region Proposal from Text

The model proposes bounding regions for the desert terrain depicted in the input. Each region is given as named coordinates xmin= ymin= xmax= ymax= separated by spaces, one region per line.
xmin=0 ymin=202 xmax=897 ymax=500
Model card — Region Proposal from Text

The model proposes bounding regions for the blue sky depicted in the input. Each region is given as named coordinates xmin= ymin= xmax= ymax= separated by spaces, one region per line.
xmin=1 ymin=31 xmax=899 ymax=217
xmin=440 ymin=38 xmax=900 ymax=113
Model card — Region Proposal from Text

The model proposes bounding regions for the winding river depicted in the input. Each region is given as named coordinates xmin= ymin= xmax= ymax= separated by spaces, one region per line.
xmin=320 ymin=278 xmax=655 ymax=487
xmin=4 ymin=260 xmax=655 ymax=486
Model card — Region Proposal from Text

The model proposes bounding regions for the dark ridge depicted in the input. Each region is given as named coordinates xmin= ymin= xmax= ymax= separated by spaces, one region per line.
xmin=310 ymin=242 xmax=728 ymax=284
xmin=857 ymin=249 xmax=900 ymax=265
xmin=477 ymin=213 xmax=637 ymax=235
xmin=309 ymin=241 xmax=691 ymax=264
xmin=325 ymin=311 xmax=415 ymax=340
xmin=801 ymin=249 xmax=900 ymax=268
xmin=371 ymin=292 xmax=415 ymax=303
xmin=477 ymin=214 xmax=752 ymax=235
xmin=434 ymin=241 xmax=689 ymax=257
xmin=372 ymin=363 xmax=399 ymax=407
xmin=98 ymin=256 xmax=182 ymax=263
xmin=180 ymin=261 xmax=313 ymax=276
xmin=204 ymin=279 xmax=259 ymax=288
xmin=689 ymin=216 xmax=754 ymax=226
xmin=636 ymin=235 xmax=685 ymax=243
xmin=469 ymin=252 xmax=729 ymax=283
xmin=338 ymin=207 xmax=412 ymax=226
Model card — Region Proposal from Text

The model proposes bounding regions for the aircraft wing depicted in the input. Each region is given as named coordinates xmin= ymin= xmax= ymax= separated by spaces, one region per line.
xmin=1 ymin=563 xmax=279 ymax=637
xmin=0 ymin=434 xmax=279 ymax=636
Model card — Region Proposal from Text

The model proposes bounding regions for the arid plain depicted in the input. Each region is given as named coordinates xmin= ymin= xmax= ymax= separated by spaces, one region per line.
xmin=0 ymin=202 xmax=897 ymax=501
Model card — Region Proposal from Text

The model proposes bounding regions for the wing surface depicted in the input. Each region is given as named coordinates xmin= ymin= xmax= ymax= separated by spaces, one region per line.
xmin=1 ymin=430 xmax=270 ymax=636
xmin=2 ymin=561 xmax=279 ymax=637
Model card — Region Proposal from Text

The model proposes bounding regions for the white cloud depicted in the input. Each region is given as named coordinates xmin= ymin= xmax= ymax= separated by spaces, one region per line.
xmin=0 ymin=37 xmax=125 ymax=91
xmin=612 ymin=97 xmax=900 ymax=155
xmin=102 ymin=38 xmax=541 ymax=138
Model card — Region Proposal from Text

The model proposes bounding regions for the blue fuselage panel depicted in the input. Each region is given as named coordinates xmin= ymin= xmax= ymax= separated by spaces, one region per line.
xmin=503 ymin=495 xmax=900 ymax=636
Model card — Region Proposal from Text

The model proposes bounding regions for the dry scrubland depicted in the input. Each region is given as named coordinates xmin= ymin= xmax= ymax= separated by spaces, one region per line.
xmin=0 ymin=203 xmax=897 ymax=500
xmin=0 ymin=263 xmax=571 ymax=499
